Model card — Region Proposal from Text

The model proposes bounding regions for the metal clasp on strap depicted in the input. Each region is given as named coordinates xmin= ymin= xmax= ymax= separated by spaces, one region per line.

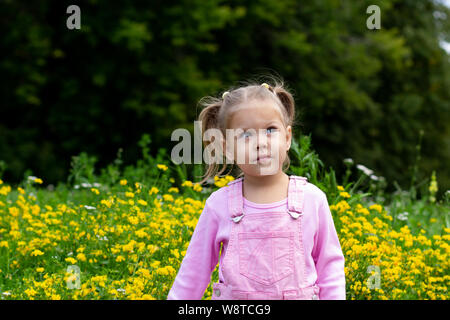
xmin=231 ymin=214 xmax=245 ymax=223
xmin=288 ymin=210 xmax=303 ymax=219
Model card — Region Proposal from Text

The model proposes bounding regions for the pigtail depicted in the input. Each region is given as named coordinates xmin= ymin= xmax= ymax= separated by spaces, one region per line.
xmin=273 ymin=86 xmax=295 ymax=125
xmin=197 ymin=96 xmax=233 ymax=185
xmin=198 ymin=100 xmax=221 ymax=136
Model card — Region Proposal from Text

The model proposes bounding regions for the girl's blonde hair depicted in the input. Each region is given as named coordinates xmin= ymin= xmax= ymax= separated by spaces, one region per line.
xmin=196 ymin=75 xmax=298 ymax=185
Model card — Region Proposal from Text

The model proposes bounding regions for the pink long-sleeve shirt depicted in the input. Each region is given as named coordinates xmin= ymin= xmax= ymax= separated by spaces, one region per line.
xmin=167 ymin=181 xmax=346 ymax=300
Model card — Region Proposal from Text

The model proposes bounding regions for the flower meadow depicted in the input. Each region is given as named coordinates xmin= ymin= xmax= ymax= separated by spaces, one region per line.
xmin=0 ymin=134 xmax=449 ymax=301
xmin=0 ymin=172 xmax=448 ymax=300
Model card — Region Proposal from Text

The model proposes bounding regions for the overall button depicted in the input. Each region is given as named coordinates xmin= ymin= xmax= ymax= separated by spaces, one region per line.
xmin=312 ymin=294 xmax=318 ymax=300
xmin=214 ymin=289 xmax=221 ymax=297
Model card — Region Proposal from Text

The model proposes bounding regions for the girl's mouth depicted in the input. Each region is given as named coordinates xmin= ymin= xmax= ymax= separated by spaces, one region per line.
xmin=256 ymin=155 xmax=271 ymax=163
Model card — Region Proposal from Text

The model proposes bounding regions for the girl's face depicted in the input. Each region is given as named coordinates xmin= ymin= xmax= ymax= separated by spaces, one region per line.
xmin=224 ymin=99 xmax=292 ymax=176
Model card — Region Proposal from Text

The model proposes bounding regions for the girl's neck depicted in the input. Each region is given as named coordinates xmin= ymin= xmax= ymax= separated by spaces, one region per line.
xmin=242 ymin=171 xmax=290 ymax=204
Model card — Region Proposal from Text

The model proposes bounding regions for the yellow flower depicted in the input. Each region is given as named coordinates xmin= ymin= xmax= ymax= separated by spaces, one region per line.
xmin=337 ymin=185 xmax=345 ymax=191
xmin=182 ymin=180 xmax=193 ymax=187
xmin=120 ymin=179 xmax=127 ymax=186
xmin=137 ymin=268 xmax=152 ymax=279
xmin=157 ymin=164 xmax=168 ymax=171
xmin=340 ymin=191 xmax=351 ymax=198
xmin=137 ymin=199 xmax=147 ymax=206
xmin=214 ymin=177 xmax=228 ymax=187
xmin=428 ymin=171 xmax=438 ymax=194
xmin=0 ymin=179 xmax=3 ymax=184
xmin=8 ymin=206 xmax=19 ymax=217
xmin=135 ymin=229 xmax=148 ymax=238
xmin=91 ymin=188 xmax=100 ymax=195
xmin=34 ymin=178 xmax=43 ymax=184
xmin=25 ymin=288 xmax=37 ymax=297
xmin=369 ymin=204 xmax=383 ymax=214
xmin=17 ymin=187 xmax=25 ymax=195
xmin=36 ymin=267 xmax=45 ymax=273
xmin=193 ymin=183 xmax=203 ymax=192
xmin=125 ymin=192 xmax=135 ymax=198
xmin=101 ymin=199 xmax=113 ymax=208
xmin=171 ymin=249 xmax=180 ymax=259
xmin=149 ymin=187 xmax=159 ymax=195
xmin=31 ymin=249 xmax=44 ymax=256
xmin=0 ymin=185 xmax=11 ymax=195
xmin=76 ymin=253 xmax=87 ymax=262
xmin=168 ymin=187 xmax=179 ymax=193
xmin=163 ymin=194 xmax=174 ymax=202
xmin=156 ymin=267 xmax=169 ymax=276
xmin=128 ymin=216 xmax=139 ymax=225
xmin=116 ymin=255 xmax=125 ymax=262
xmin=65 ymin=257 xmax=77 ymax=264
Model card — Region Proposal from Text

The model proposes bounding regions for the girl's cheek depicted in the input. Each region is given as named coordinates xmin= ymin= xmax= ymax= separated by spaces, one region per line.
xmin=235 ymin=143 xmax=248 ymax=165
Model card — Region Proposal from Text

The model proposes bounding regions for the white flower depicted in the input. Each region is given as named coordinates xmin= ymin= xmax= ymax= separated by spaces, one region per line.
xmin=96 ymin=235 xmax=108 ymax=241
xmin=74 ymin=185 xmax=80 ymax=189
xmin=1 ymin=291 xmax=11 ymax=296
xmin=27 ymin=176 xmax=38 ymax=181
xmin=356 ymin=164 xmax=374 ymax=176
xmin=343 ymin=158 xmax=354 ymax=165
xmin=397 ymin=212 xmax=409 ymax=221
xmin=93 ymin=182 xmax=101 ymax=188
xmin=84 ymin=205 xmax=96 ymax=210
xmin=370 ymin=174 xmax=379 ymax=181
xmin=67 ymin=252 xmax=73 ymax=256
xmin=116 ymin=288 xmax=126 ymax=294
xmin=81 ymin=183 xmax=92 ymax=188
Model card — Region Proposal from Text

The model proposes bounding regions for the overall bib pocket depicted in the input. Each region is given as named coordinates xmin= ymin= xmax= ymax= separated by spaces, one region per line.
xmin=238 ymin=231 xmax=294 ymax=286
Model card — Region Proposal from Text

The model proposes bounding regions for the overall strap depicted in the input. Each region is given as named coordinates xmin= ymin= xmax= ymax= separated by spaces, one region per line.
xmin=287 ymin=176 xmax=308 ymax=219
xmin=227 ymin=177 xmax=244 ymax=222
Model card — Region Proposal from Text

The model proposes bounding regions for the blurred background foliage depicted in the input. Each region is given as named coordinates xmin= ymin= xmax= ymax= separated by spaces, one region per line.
xmin=0 ymin=0 xmax=449 ymax=198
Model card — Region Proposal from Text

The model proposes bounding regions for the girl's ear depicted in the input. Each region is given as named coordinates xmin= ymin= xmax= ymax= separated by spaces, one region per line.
xmin=286 ymin=125 xmax=292 ymax=150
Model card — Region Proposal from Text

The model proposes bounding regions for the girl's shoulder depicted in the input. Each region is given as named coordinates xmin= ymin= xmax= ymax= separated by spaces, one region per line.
xmin=290 ymin=175 xmax=327 ymax=204
xmin=206 ymin=184 xmax=231 ymax=205
xmin=202 ymin=185 xmax=230 ymax=220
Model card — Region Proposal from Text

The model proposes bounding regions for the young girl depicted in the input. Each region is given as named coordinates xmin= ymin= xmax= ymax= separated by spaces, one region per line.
xmin=167 ymin=80 xmax=345 ymax=300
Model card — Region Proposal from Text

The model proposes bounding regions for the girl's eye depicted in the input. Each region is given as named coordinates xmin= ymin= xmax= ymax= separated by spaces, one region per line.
xmin=266 ymin=127 xmax=278 ymax=134
xmin=240 ymin=131 xmax=253 ymax=139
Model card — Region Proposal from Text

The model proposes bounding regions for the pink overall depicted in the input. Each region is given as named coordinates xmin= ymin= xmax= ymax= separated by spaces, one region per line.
xmin=211 ymin=175 xmax=320 ymax=300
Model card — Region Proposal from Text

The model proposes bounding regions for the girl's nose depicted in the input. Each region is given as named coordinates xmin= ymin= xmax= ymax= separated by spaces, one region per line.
xmin=257 ymin=132 xmax=269 ymax=148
